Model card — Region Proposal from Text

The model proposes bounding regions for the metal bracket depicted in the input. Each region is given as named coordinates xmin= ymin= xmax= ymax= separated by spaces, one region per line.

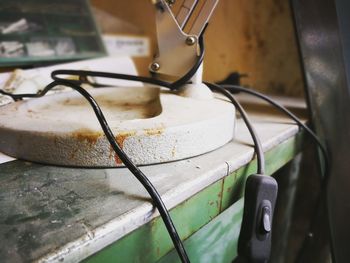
xmin=150 ymin=0 xmax=218 ymax=79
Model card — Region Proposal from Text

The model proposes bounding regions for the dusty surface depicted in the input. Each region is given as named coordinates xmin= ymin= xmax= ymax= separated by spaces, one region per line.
xmin=0 ymin=87 xmax=235 ymax=167
xmin=0 ymin=109 xmax=304 ymax=263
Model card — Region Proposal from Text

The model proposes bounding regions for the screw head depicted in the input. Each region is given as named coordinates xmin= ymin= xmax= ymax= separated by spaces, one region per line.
xmin=186 ymin=36 xmax=196 ymax=46
xmin=150 ymin=62 xmax=160 ymax=72
xmin=166 ymin=0 xmax=176 ymax=6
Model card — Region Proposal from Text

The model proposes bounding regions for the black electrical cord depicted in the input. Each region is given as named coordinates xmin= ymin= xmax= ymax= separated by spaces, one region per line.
xmin=0 ymin=32 xmax=266 ymax=262
xmin=222 ymin=85 xmax=329 ymax=180
xmin=1 ymin=79 xmax=190 ymax=263
xmin=1 ymin=81 xmax=266 ymax=262
xmin=205 ymin=82 xmax=265 ymax=175
xmin=51 ymin=69 xmax=172 ymax=89
xmin=0 ymin=68 xmax=266 ymax=263
xmin=2 ymin=63 xmax=328 ymax=263
xmin=0 ymin=35 xmax=207 ymax=263
xmin=222 ymin=84 xmax=330 ymax=263
xmin=49 ymin=35 xmax=205 ymax=92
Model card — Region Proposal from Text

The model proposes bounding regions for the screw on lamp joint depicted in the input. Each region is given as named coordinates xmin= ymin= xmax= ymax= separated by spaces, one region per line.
xmin=150 ymin=62 xmax=161 ymax=72
xmin=186 ymin=36 xmax=197 ymax=46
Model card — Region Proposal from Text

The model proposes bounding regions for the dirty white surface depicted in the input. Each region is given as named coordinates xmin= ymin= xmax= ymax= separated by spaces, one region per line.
xmin=0 ymin=56 xmax=140 ymax=162
xmin=0 ymin=56 xmax=139 ymax=107
xmin=0 ymin=109 xmax=303 ymax=263
xmin=0 ymin=87 xmax=235 ymax=167
xmin=0 ymin=56 xmax=139 ymax=89
xmin=0 ymin=152 xmax=14 ymax=164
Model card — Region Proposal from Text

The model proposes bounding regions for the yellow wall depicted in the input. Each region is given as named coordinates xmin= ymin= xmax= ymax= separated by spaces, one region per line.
xmin=91 ymin=0 xmax=304 ymax=97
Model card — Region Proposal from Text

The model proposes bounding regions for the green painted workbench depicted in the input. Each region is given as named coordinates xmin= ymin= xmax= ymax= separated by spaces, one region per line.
xmin=0 ymin=101 xmax=305 ymax=263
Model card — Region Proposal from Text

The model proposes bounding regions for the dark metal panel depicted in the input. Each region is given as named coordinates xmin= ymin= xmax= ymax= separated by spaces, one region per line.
xmin=336 ymin=1 xmax=350 ymax=90
xmin=292 ymin=0 xmax=350 ymax=262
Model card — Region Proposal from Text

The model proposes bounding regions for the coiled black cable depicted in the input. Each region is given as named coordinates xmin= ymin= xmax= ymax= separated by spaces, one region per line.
xmin=0 ymin=68 xmax=266 ymax=263
xmin=1 ymin=79 xmax=191 ymax=262
xmin=0 ymin=33 xmax=212 ymax=263
xmin=2 ymin=64 xmax=329 ymax=263
xmin=0 ymin=35 xmax=206 ymax=263
xmin=205 ymin=82 xmax=265 ymax=175
xmin=50 ymin=35 xmax=205 ymax=92
xmin=222 ymin=85 xmax=329 ymax=180
xmin=222 ymin=84 xmax=330 ymax=263
xmin=0 ymin=33 xmax=284 ymax=262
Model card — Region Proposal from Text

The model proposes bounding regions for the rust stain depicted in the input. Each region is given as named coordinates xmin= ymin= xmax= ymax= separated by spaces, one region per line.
xmin=26 ymin=109 xmax=37 ymax=117
xmin=113 ymin=131 xmax=137 ymax=165
xmin=114 ymin=154 xmax=122 ymax=165
xmin=171 ymin=146 xmax=176 ymax=157
xmin=62 ymin=98 xmax=86 ymax=107
xmin=70 ymin=148 xmax=79 ymax=159
xmin=218 ymin=191 xmax=222 ymax=199
xmin=109 ymin=146 xmax=114 ymax=160
xmin=144 ymin=124 xmax=165 ymax=137
xmin=115 ymin=131 xmax=136 ymax=147
xmin=53 ymin=136 xmax=58 ymax=146
xmin=218 ymin=180 xmax=224 ymax=212
xmin=72 ymin=128 xmax=102 ymax=146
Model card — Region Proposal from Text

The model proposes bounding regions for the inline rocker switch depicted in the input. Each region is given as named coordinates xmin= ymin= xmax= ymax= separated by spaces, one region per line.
xmin=238 ymin=174 xmax=278 ymax=263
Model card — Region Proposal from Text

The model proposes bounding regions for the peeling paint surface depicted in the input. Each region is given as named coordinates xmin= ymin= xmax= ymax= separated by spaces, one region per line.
xmin=0 ymin=110 xmax=305 ymax=263
xmin=0 ymin=88 xmax=235 ymax=167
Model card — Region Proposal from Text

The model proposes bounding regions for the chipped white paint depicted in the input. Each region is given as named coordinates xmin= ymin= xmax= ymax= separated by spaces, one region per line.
xmin=35 ymin=114 xmax=302 ymax=263
xmin=0 ymin=86 xmax=235 ymax=167
xmin=0 ymin=152 xmax=14 ymax=164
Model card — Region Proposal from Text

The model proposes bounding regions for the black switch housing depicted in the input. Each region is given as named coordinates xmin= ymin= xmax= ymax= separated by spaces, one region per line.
xmin=237 ymin=174 xmax=278 ymax=263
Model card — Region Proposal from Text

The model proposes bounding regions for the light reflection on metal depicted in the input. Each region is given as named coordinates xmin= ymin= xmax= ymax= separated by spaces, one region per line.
xmin=150 ymin=0 xmax=218 ymax=78
xmin=292 ymin=0 xmax=350 ymax=262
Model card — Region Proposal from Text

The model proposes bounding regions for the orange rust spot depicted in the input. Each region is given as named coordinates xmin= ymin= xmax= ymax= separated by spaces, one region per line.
xmin=72 ymin=128 xmax=102 ymax=146
xmin=113 ymin=131 xmax=137 ymax=165
xmin=108 ymin=145 xmax=122 ymax=165
xmin=109 ymin=146 xmax=114 ymax=159
xmin=144 ymin=125 xmax=165 ymax=136
xmin=114 ymin=154 xmax=122 ymax=165
xmin=115 ymin=131 xmax=136 ymax=147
